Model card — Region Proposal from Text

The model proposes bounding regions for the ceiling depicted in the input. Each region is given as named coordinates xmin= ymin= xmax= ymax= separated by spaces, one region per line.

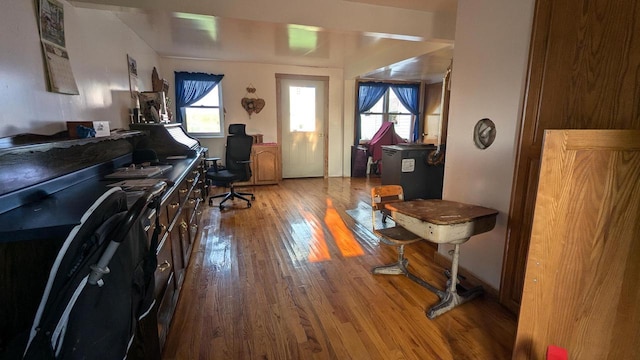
xmin=71 ymin=0 xmax=458 ymax=82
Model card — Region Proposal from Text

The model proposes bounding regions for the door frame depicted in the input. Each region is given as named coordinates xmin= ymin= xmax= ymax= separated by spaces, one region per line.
xmin=275 ymin=74 xmax=329 ymax=178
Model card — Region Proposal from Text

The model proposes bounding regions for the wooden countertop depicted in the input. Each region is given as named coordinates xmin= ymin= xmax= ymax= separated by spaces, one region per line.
xmin=0 ymin=153 xmax=202 ymax=243
xmin=385 ymin=199 xmax=498 ymax=225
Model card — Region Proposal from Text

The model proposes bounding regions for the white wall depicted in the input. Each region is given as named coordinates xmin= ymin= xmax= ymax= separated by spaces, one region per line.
xmin=0 ymin=2 xmax=159 ymax=137
xmin=441 ymin=0 xmax=535 ymax=290
xmin=159 ymin=58 xmax=346 ymax=177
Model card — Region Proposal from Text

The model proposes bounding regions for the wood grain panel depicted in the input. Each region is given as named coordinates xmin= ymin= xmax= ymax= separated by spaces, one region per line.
xmin=503 ymin=156 xmax=539 ymax=306
xmin=502 ymin=0 xmax=640 ymax=312
xmin=514 ymin=130 xmax=640 ymax=359
xmin=253 ymin=144 xmax=281 ymax=185
xmin=425 ymin=82 xmax=442 ymax=115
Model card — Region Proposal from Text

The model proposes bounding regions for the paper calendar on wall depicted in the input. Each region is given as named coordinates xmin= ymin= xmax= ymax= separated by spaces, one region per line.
xmin=38 ymin=0 xmax=79 ymax=95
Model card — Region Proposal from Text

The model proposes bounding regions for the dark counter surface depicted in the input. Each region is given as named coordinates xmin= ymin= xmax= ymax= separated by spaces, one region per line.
xmin=0 ymin=153 xmax=202 ymax=243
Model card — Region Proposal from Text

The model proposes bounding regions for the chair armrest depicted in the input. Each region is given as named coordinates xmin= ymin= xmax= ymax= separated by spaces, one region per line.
xmin=205 ymin=157 xmax=223 ymax=172
xmin=235 ymin=160 xmax=252 ymax=177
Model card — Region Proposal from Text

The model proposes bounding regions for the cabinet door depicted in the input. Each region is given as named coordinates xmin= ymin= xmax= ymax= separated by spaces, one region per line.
xmin=168 ymin=224 xmax=185 ymax=290
xmin=254 ymin=145 xmax=281 ymax=185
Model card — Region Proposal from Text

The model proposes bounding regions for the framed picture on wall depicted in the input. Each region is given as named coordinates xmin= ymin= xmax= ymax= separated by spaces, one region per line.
xmin=127 ymin=54 xmax=139 ymax=100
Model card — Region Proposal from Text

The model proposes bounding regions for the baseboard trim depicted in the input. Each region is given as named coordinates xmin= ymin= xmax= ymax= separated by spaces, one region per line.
xmin=432 ymin=251 xmax=499 ymax=300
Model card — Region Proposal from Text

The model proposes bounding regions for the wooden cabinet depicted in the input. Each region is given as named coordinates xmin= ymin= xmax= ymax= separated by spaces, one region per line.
xmin=253 ymin=144 xmax=281 ymax=185
xmin=0 ymin=127 xmax=205 ymax=358
xmin=236 ymin=143 xmax=281 ymax=186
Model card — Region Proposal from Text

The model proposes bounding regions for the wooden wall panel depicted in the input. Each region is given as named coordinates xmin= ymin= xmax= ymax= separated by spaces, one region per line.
xmin=513 ymin=130 xmax=640 ymax=359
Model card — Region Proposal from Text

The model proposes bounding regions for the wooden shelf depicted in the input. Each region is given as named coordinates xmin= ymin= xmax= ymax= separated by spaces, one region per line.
xmin=0 ymin=131 xmax=143 ymax=208
xmin=0 ymin=130 xmax=142 ymax=155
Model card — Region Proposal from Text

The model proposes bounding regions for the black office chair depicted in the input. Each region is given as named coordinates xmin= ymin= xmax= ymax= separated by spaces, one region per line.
xmin=206 ymin=124 xmax=256 ymax=210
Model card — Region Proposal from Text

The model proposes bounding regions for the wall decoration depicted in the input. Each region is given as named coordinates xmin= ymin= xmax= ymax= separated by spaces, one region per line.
xmin=241 ymin=85 xmax=265 ymax=117
xmin=127 ymin=54 xmax=139 ymax=100
xmin=151 ymin=67 xmax=172 ymax=120
xmin=473 ymin=118 xmax=497 ymax=149
xmin=39 ymin=0 xmax=65 ymax=47
xmin=38 ymin=0 xmax=79 ymax=95
xmin=151 ymin=67 xmax=169 ymax=93
xmin=138 ymin=91 xmax=168 ymax=123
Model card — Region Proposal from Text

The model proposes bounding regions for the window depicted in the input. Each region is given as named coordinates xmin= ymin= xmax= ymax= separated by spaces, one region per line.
xmin=289 ymin=86 xmax=316 ymax=132
xmin=174 ymin=72 xmax=225 ymax=137
xmin=184 ymin=84 xmax=223 ymax=136
xmin=359 ymin=88 xmax=414 ymax=141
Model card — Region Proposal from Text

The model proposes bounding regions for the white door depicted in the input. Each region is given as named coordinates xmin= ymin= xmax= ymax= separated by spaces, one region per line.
xmin=278 ymin=76 xmax=326 ymax=178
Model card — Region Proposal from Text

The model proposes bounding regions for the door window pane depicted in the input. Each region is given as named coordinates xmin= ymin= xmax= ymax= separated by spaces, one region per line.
xmin=289 ymin=86 xmax=316 ymax=132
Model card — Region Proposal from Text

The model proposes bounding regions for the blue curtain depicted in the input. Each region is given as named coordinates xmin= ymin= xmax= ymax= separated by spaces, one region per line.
xmin=358 ymin=82 xmax=389 ymax=112
xmin=174 ymin=72 xmax=224 ymax=123
xmin=391 ymin=84 xmax=421 ymax=142
xmin=356 ymin=82 xmax=389 ymax=142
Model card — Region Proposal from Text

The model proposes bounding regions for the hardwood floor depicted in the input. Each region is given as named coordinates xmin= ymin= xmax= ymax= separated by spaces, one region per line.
xmin=162 ymin=177 xmax=517 ymax=359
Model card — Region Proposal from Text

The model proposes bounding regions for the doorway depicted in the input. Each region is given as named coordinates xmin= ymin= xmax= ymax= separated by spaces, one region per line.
xmin=276 ymin=74 xmax=328 ymax=178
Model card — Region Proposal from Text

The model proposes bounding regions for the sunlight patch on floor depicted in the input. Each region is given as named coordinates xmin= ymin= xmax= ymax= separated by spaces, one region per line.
xmin=324 ymin=198 xmax=364 ymax=258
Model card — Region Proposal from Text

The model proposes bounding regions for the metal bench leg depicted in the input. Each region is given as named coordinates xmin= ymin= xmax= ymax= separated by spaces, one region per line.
xmin=372 ymin=245 xmax=445 ymax=298
xmin=426 ymin=243 xmax=484 ymax=319
xmin=372 ymin=245 xmax=407 ymax=275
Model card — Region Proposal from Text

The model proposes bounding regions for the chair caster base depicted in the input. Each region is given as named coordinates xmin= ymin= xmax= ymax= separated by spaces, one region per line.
xmin=209 ymin=190 xmax=254 ymax=210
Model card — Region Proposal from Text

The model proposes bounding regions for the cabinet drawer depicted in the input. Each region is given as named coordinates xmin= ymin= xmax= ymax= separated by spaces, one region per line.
xmin=184 ymin=198 xmax=197 ymax=224
xmin=177 ymin=171 xmax=199 ymax=203
xmin=154 ymin=235 xmax=172 ymax=300
xmin=169 ymin=226 xmax=185 ymax=290
xmin=157 ymin=273 xmax=175 ymax=351
xmin=145 ymin=210 xmax=167 ymax=248
xmin=166 ymin=195 xmax=180 ymax=225
xmin=178 ymin=219 xmax=191 ymax=265
xmin=177 ymin=187 xmax=189 ymax=205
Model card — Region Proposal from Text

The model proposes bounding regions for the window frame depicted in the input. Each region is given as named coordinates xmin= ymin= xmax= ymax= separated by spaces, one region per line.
xmin=182 ymin=82 xmax=225 ymax=138
xmin=358 ymin=86 xmax=415 ymax=142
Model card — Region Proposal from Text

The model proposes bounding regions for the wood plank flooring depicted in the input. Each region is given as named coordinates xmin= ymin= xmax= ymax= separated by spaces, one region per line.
xmin=162 ymin=177 xmax=516 ymax=359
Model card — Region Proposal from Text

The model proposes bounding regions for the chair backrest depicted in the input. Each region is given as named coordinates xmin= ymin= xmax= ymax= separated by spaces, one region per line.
xmin=370 ymin=185 xmax=423 ymax=244
xmin=371 ymin=185 xmax=404 ymax=211
xmin=225 ymin=124 xmax=253 ymax=179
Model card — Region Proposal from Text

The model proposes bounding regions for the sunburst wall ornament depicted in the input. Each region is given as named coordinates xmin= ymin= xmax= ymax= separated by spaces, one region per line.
xmin=241 ymin=84 xmax=265 ymax=117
